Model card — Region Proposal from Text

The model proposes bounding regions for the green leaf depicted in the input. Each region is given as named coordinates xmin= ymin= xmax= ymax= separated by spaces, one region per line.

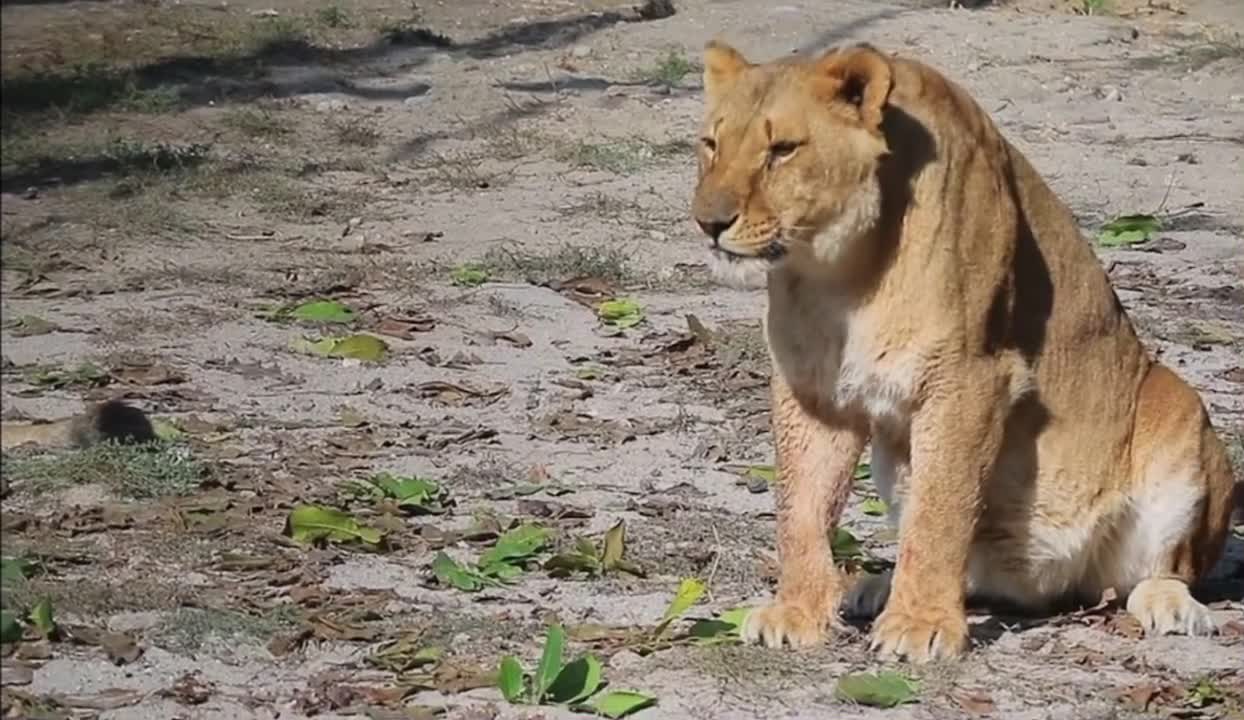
xmin=854 ymin=462 xmax=872 ymax=480
xmin=654 ymin=577 xmax=706 ymax=637
xmin=746 ymin=465 xmax=776 ymax=484
xmin=0 ymin=557 xmax=34 ymax=587
xmin=860 ymin=497 xmax=888 ymax=516
xmin=0 ymin=610 xmax=22 ymax=643
xmin=479 ymin=524 xmax=552 ymax=568
xmin=835 ymin=671 xmax=919 ymax=708
xmin=291 ymin=334 xmax=389 ymax=362
xmin=151 ymin=418 xmax=185 ymax=442
xmin=1097 ymin=213 xmax=1161 ymax=247
xmin=586 ymin=690 xmax=657 ymax=718
xmin=329 ymin=334 xmax=389 ymax=362
xmin=544 ymin=552 xmax=602 ymax=578
xmin=597 ymin=299 xmax=644 ymax=329
xmin=601 ymin=520 xmax=626 ymax=570
xmin=687 ymin=606 xmax=752 ymax=644
xmin=367 ymin=472 xmax=446 ymax=512
xmin=431 ymin=552 xmax=489 ymax=591
xmin=289 ymin=299 xmax=356 ymax=324
xmin=451 ymin=264 xmax=490 ymax=287
xmin=546 ymin=655 xmax=603 ymax=705
xmin=285 ymin=505 xmax=383 ymax=546
xmin=498 ymin=655 xmax=527 ymax=703
xmin=534 ymin=624 xmax=566 ymax=701
xmin=28 ymin=598 xmax=56 ymax=638
xmin=8 ymin=315 xmax=57 ymax=337
xmin=831 ymin=527 xmax=862 ymax=559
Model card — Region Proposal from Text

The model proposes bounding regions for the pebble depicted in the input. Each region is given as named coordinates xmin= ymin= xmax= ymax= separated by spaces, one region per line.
xmin=571 ymin=44 xmax=592 ymax=59
xmin=315 ymin=99 xmax=349 ymax=113
xmin=1097 ymin=85 xmax=1123 ymax=102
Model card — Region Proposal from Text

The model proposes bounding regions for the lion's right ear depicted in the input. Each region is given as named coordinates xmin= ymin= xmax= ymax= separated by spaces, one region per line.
xmin=703 ymin=40 xmax=750 ymax=102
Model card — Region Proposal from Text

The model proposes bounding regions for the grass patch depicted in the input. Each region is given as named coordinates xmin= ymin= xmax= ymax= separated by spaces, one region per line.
xmin=0 ymin=65 xmax=182 ymax=133
xmin=2 ymin=576 xmax=192 ymax=617
xmin=2 ymin=135 xmax=211 ymax=187
xmin=149 ymin=606 xmax=299 ymax=652
xmin=222 ymin=107 xmax=293 ymax=139
xmin=315 ymin=4 xmax=354 ymax=28
xmin=2 ymin=440 xmax=203 ymax=499
xmin=330 ymin=116 xmax=382 ymax=147
xmin=636 ymin=49 xmax=700 ymax=87
xmin=557 ymin=191 xmax=645 ymax=219
xmin=555 ymin=137 xmax=692 ymax=174
xmin=476 ymin=244 xmax=636 ymax=284
xmin=422 ymin=149 xmax=510 ymax=190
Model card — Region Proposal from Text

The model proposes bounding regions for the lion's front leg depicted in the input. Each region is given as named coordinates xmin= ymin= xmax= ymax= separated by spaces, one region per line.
xmin=870 ymin=373 xmax=1007 ymax=662
xmin=743 ymin=374 xmax=866 ymax=649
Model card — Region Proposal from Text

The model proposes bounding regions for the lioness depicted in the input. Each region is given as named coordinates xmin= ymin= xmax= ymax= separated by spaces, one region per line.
xmin=690 ymin=41 xmax=1237 ymax=662
xmin=0 ymin=399 xmax=155 ymax=451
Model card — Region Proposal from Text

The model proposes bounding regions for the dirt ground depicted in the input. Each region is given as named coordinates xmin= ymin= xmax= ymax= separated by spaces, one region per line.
xmin=1 ymin=0 xmax=1242 ymax=717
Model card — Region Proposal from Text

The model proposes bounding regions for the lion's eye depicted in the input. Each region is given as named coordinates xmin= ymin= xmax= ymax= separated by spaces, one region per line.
xmin=769 ymin=141 xmax=800 ymax=159
xmin=701 ymin=137 xmax=717 ymax=152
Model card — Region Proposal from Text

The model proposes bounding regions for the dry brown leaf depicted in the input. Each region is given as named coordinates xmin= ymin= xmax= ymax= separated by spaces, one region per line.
xmin=52 ymin=688 xmax=145 ymax=710
xmin=374 ymin=314 xmax=436 ymax=339
xmin=953 ymin=688 xmax=996 ymax=715
xmin=164 ymin=672 xmax=213 ymax=705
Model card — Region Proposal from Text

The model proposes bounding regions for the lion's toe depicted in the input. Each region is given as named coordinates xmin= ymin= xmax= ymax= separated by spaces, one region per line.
xmin=1126 ymin=578 xmax=1216 ymax=637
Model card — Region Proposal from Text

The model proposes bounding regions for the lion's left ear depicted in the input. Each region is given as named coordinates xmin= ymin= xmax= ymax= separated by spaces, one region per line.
xmin=816 ymin=44 xmax=894 ymax=132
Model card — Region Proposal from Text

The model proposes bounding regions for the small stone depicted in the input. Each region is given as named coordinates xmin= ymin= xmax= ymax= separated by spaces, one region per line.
xmin=314 ymin=99 xmax=349 ymax=113
xmin=609 ymin=649 xmax=644 ymax=671
xmin=1097 ymin=85 xmax=1123 ymax=102
xmin=571 ymin=44 xmax=592 ymax=58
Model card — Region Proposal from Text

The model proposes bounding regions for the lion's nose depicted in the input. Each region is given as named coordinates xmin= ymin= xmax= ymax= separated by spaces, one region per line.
xmin=695 ymin=215 xmax=739 ymax=241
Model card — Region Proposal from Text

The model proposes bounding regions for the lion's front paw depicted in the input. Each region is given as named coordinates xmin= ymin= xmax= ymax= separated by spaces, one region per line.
xmin=869 ymin=605 xmax=968 ymax=662
xmin=741 ymin=602 xmax=829 ymax=649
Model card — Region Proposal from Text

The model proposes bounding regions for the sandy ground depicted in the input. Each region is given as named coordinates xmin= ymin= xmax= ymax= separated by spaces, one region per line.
xmin=1 ymin=0 xmax=1242 ymax=718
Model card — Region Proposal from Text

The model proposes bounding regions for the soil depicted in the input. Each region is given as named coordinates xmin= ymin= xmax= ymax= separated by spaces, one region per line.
xmin=1 ymin=0 xmax=1242 ymax=718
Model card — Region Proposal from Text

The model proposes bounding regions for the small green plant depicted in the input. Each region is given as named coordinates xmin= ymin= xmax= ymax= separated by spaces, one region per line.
xmin=641 ymin=50 xmax=699 ymax=87
xmin=1080 ymin=0 xmax=1108 ymax=15
xmin=432 ymin=523 xmax=553 ymax=591
xmin=450 ymin=263 xmax=490 ymax=287
xmin=341 ymin=472 xmax=452 ymax=514
xmin=544 ymin=520 xmax=646 ymax=578
xmin=497 ymin=624 xmax=656 ymax=717
xmin=315 ymin=4 xmax=352 ymax=27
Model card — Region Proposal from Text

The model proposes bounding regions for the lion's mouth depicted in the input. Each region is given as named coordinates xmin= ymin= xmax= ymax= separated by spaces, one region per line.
xmin=711 ymin=241 xmax=788 ymax=262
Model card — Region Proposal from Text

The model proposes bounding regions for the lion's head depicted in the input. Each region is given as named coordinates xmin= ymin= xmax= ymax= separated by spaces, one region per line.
xmin=691 ymin=42 xmax=894 ymax=286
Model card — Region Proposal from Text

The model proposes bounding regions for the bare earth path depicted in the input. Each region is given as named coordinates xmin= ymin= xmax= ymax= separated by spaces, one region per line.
xmin=1 ymin=0 xmax=1242 ymax=718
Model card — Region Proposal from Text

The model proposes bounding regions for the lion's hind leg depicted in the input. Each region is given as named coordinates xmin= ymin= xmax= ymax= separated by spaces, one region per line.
xmin=1106 ymin=364 xmax=1236 ymax=637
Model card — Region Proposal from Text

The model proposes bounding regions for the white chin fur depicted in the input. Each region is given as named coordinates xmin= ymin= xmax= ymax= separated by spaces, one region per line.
xmin=707 ymin=252 xmax=773 ymax=289
xmin=808 ymin=181 xmax=883 ymax=266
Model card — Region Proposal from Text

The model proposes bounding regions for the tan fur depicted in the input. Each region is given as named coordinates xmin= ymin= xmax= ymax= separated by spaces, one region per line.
xmin=1 ymin=400 xmax=156 ymax=451
xmin=691 ymin=41 xmax=1237 ymax=662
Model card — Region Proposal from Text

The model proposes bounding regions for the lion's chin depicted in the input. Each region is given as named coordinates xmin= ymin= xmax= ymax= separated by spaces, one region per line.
xmin=706 ymin=247 xmax=780 ymax=289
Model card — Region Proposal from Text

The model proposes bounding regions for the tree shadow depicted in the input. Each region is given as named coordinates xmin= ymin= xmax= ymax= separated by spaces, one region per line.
xmin=2 ymin=9 xmax=663 ymax=121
